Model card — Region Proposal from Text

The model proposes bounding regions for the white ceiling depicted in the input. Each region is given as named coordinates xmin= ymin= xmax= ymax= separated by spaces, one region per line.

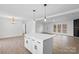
xmin=0 ymin=4 xmax=79 ymax=21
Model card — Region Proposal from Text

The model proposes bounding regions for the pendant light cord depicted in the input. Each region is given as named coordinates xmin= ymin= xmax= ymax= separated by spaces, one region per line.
xmin=44 ymin=4 xmax=47 ymax=19
xmin=33 ymin=10 xmax=36 ymax=21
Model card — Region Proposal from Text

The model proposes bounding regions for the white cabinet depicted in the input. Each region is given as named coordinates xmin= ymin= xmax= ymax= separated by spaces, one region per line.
xmin=24 ymin=34 xmax=53 ymax=54
xmin=24 ymin=37 xmax=43 ymax=54
xmin=24 ymin=37 xmax=33 ymax=52
xmin=32 ymin=40 xmax=43 ymax=54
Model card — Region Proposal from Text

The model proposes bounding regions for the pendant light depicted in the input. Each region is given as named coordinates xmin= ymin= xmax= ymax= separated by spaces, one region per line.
xmin=44 ymin=4 xmax=47 ymax=22
xmin=33 ymin=9 xmax=36 ymax=23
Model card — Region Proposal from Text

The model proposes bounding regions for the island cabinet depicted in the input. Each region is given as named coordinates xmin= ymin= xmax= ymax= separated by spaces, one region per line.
xmin=24 ymin=33 xmax=53 ymax=54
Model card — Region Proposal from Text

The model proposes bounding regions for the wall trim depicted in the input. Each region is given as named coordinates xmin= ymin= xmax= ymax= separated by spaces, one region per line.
xmin=36 ymin=8 xmax=79 ymax=21
xmin=48 ymin=8 xmax=79 ymax=18
xmin=0 ymin=34 xmax=23 ymax=39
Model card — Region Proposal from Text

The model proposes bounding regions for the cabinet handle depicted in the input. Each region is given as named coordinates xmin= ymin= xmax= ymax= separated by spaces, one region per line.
xmin=26 ymin=40 xmax=28 ymax=43
xmin=32 ymin=39 xmax=35 ymax=41
xmin=34 ymin=45 xmax=37 ymax=50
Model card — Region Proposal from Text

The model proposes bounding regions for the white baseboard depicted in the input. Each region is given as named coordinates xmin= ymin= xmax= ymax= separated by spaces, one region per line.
xmin=0 ymin=34 xmax=23 ymax=39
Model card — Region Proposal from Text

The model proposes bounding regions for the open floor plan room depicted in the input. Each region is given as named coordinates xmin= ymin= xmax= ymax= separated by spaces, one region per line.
xmin=0 ymin=4 xmax=79 ymax=54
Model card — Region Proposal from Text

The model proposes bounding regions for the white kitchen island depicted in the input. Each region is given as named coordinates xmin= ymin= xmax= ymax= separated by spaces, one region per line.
xmin=24 ymin=33 xmax=54 ymax=54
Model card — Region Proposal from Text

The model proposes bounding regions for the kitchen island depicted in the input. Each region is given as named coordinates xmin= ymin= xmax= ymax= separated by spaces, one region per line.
xmin=24 ymin=33 xmax=55 ymax=54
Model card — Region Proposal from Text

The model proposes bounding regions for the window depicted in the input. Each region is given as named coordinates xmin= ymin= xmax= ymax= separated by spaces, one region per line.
xmin=53 ymin=24 xmax=56 ymax=32
xmin=58 ymin=24 xmax=61 ymax=32
xmin=62 ymin=24 xmax=67 ymax=33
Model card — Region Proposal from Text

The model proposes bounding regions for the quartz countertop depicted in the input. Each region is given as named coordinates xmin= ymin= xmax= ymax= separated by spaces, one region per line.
xmin=24 ymin=33 xmax=55 ymax=41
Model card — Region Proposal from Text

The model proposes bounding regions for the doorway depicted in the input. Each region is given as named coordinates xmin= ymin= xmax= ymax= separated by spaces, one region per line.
xmin=74 ymin=19 xmax=79 ymax=37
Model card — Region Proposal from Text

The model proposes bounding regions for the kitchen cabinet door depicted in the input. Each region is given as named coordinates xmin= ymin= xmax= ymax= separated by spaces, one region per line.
xmin=25 ymin=38 xmax=33 ymax=52
xmin=24 ymin=38 xmax=28 ymax=48
xmin=32 ymin=41 xmax=43 ymax=54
